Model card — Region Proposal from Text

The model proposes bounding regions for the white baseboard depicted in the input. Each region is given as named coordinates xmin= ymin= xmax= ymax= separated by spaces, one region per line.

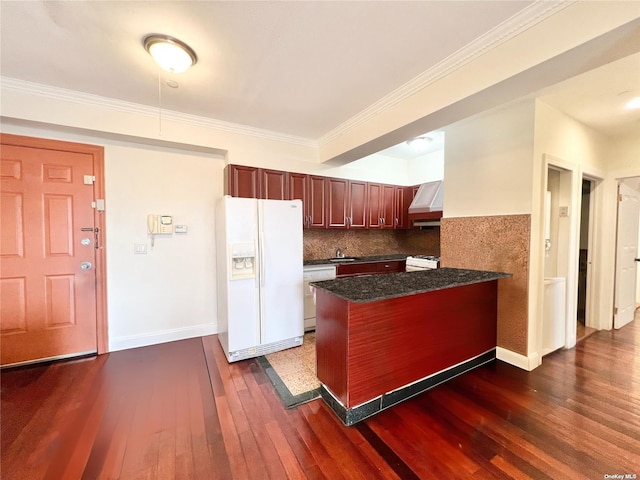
xmin=109 ymin=322 xmax=218 ymax=352
xmin=496 ymin=346 xmax=541 ymax=371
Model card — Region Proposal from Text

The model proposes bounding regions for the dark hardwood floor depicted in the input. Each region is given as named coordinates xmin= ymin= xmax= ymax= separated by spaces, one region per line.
xmin=2 ymin=314 xmax=639 ymax=479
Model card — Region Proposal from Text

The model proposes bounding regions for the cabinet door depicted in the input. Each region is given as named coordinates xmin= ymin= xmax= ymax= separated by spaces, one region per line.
xmin=261 ymin=169 xmax=288 ymax=200
xmin=327 ymin=177 xmax=349 ymax=228
xmin=336 ymin=262 xmax=379 ymax=277
xmin=394 ymin=186 xmax=406 ymax=229
xmin=227 ymin=164 xmax=260 ymax=198
xmin=367 ymin=183 xmax=382 ymax=228
xmin=348 ymin=180 xmax=367 ymax=229
xmin=376 ymin=260 xmax=406 ymax=273
xmin=288 ymin=172 xmax=308 ymax=226
xmin=308 ymin=175 xmax=327 ymax=228
xmin=381 ymin=184 xmax=396 ymax=229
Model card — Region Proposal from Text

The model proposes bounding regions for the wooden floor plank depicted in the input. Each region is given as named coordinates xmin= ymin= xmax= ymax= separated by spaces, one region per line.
xmin=2 ymin=315 xmax=638 ymax=479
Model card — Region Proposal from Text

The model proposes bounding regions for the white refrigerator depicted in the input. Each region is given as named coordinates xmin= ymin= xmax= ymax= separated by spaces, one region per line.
xmin=216 ymin=196 xmax=304 ymax=362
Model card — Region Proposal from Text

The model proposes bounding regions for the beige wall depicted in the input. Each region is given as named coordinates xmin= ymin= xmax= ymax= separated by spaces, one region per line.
xmin=440 ymin=98 xmax=638 ymax=369
xmin=441 ymin=100 xmax=535 ymax=360
xmin=532 ymin=101 xmax=615 ymax=360
xmin=442 ymin=99 xmax=535 ymax=218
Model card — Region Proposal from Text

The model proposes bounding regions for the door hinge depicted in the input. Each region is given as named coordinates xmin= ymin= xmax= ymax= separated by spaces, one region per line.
xmin=91 ymin=199 xmax=105 ymax=211
xmin=614 ymin=307 xmax=618 ymax=315
xmin=84 ymin=175 xmax=96 ymax=185
xmin=618 ymin=193 xmax=623 ymax=202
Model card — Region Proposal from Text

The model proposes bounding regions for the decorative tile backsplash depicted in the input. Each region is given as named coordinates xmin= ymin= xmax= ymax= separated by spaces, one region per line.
xmin=440 ymin=214 xmax=530 ymax=356
xmin=304 ymin=228 xmax=440 ymax=260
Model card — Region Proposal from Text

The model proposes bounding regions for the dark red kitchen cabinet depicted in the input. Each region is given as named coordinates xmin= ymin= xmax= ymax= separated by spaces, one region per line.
xmin=288 ymin=172 xmax=307 ymax=203
xmin=261 ymin=168 xmax=288 ymax=200
xmin=367 ymin=183 xmax=382 ymax=228
xmin=328 ymin=178 xmax=368 ymax=229
xmin=307 ymin=175 xmax=327 ymax=228
xmin=289 ymin=173 xmax=327 ymax=228
xmin=368 ymin=183 xmax=395 ymax=229
xmin=226 ymin=164 xmax=287 ymax=200
xmin=336 ymin=262 xmax=378 ymax=277
xmin=394 ymin=186 xmax=413 ymax=229
xmin=336 ymin=259 xmax=406 ymax=277
xmin=376 ymin=260 xmax=405 ymax=273
xmin=380 ymin=184 xmax=396 ymax=229
xmin=225 ymin=164 xmax=259 ymax=198
xmin=348 ymin=180 xmax=367 ymax=229
xmin=327 ymin=177 xmax=349 ymax=228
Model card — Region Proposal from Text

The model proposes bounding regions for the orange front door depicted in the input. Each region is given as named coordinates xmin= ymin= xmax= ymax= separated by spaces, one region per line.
xmin=1 ymin=137 xmax=103 ymax=365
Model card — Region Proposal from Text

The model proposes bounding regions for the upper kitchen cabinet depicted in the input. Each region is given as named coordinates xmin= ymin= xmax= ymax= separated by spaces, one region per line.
xmin=368 ymin=183 xmax=395 ymax=229
xmin=289 ymin=173 xmax=327 ymax=228
xmin=394 ymin=186 xmax=410 ymax=229
xmin=225 ymin=164 xmax=259 ymax=198
xmin=327 ymin=178 xmax=349 ymax=228
xmin=226 ymin=164 xmax=418 ymax=230
xmin=225 ymin=165 xmax=288 ymax=200
xmin=327 ymin=178 xmax=367 ymax=229
xmin=348 ymin=180 xmax=367 ymax=229
xmin=261 ymin=168 xmax=288 ymax=200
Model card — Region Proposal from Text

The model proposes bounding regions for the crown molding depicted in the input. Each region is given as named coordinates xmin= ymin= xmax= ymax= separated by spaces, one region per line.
xmin=0 ymin=77 xmax=316 ymax=148
xmin=318 ymin=0 xmax=573 ymax=147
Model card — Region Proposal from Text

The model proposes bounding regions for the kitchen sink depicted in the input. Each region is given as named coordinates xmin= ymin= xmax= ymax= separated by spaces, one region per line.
xmin=329 ymin=257 xmax=358 ymax=262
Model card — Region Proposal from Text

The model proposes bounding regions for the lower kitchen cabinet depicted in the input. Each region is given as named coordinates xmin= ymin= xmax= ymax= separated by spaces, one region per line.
xmin=336 ymin=260 xmax=406 ymax=277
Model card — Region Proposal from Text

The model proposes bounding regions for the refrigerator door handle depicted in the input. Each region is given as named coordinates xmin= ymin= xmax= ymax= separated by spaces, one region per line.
xmin=259 ymin=231 xmax=266 ymax=287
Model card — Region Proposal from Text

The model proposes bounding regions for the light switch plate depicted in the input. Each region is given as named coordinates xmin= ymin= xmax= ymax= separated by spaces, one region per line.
xmin=559 ymin=206 xmax=569 ymax=217
xmin=134 ymin=243 xmax=147 ymax=254
xmin=175 ymin=225 xmax=188 ymax=234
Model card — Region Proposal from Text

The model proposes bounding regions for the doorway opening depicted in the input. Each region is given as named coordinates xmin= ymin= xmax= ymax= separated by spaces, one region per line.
xmin=577 ymin=178 xmax=597 ymax=342
xmin=542 ymin=165 xmax=572 ymax=356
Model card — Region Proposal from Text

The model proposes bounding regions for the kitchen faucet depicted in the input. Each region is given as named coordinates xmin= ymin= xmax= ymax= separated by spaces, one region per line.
xmin=335 ymin=248 xmax=345 ymax=258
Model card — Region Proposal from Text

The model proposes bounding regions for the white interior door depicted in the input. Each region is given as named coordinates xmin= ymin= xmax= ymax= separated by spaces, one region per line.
xmin=614 ymin=182 xmax=640 ymax=329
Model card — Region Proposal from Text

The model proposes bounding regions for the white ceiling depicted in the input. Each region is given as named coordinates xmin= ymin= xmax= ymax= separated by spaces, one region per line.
xmin=1 ymin=1 xmax=639 ymax=154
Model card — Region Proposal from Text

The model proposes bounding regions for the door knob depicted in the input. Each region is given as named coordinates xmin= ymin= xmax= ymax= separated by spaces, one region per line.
xmin=80 ymin=262 xmax=93 ymax=270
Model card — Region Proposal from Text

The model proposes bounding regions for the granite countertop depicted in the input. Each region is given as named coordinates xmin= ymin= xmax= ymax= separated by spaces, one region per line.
xmin=310 ymin=267 xmax=511 ymax=303
xmin=304 ymin=253 xmax=411 ymax=266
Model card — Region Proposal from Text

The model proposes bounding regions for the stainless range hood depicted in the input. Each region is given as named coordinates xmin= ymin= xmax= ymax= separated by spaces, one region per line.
xmin=408 ymin=180 xmax=443 ymax=227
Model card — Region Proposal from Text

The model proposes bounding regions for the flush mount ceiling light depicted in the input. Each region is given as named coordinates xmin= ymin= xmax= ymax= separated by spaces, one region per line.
xmin=407 ymin=136 xmax=432 ymax=152
xmin=625 ymin=97 xmax=640 ymax=110
xmin=143 ymin=34 xmax=197 ymax=73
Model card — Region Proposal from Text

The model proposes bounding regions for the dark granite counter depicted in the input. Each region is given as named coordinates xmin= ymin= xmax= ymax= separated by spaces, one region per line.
xmin=311 ymin=267 xmax=511 ymax=303
xmin=304 ymin=253 xmax=411 ymax=267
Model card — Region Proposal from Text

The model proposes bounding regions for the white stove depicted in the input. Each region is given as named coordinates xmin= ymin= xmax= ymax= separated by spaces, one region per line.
xmin=405 ymin=255 xmax=440 ymax=271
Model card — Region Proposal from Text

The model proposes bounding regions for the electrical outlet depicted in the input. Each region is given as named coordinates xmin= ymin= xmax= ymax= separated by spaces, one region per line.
xmin=559 ymin=206 xmax=569 ymax=217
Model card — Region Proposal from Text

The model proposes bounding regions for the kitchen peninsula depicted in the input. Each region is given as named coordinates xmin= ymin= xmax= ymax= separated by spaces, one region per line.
xmin=311 ymin=267 xmax=511 ymax=425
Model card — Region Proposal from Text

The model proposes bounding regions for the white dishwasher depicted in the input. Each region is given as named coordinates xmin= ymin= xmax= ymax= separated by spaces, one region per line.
xmin=303 ymin=265 xmax=336 ymax=331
